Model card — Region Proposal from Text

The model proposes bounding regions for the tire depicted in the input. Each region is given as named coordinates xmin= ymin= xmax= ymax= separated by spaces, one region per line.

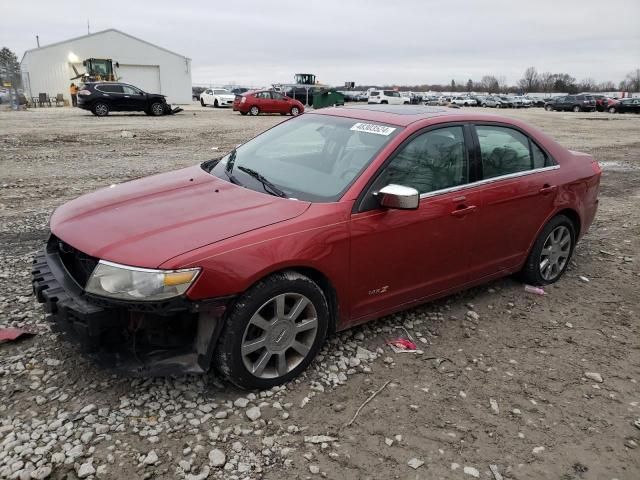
xmin=290 ymin=106 xmax=300 ymax=116
xmin=520 ymin=214 xmax=576 ymax=286
xmin=496 ymin=103 xmax=501 ymax=109
xmin=214 ymin=271 xmax=329 ymax=390
xmin=572 ymin=105 xmax=581 ymax=113
xmin=481 ymin=103 xmax=487 ymax=107
xmin=214 ymin=99 xmax=219 ymax=108
xmin=381 ymin=100 xmax=388 ymax=104
xmin=92 ymin=102 xmax=109 ymax=116
xmin=403 ymin=101 xmax=409 ymax=105
xmin=150 ymin=102 xmax=165 ymax=116
xmin=240 ymin=111 xmax=248 ymax=116
xmin=608 ymin=106 xmax=616 ymax=113
xmin=249 ymin=106 xmax=260 ymax=116
xmin=200 ymin=98 xmax=206 ymax=107
xmin=545 ymin=105 xmax=553 ymax=111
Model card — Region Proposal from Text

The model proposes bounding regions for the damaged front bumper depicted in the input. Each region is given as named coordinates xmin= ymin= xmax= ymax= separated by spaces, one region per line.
xmin=31 ymin=235 xmax=232 ymax=376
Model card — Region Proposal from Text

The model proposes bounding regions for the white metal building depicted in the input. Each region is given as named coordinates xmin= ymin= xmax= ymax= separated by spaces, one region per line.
xmin=21 ymin=29 xmax=192 ymax=104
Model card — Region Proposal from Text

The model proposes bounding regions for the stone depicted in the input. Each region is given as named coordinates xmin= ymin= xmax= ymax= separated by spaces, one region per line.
xmin=532 ymin=446 xmax=545 ymax=455
xmin=585 ymin=372 xmax=603 ymax=383
xmin=309 ymin=465 xmax=320 ymax=474
xmin=384 ymin=437 xmax=393 ymax=446
xmin=30 ymin=466 xmax=52 ymax=480
xmin=77 ymin=462 xmax=96 ymax=478
xmin=234 ymin=398 xmax=249 ymax=408
xmin=464 ymin=466 xmax=480 ymax=477
xmin=490 ymin=398 xmax=500 ymax=414
xmin=408 ymin=458 xmax=424 ymax=469
xmin=208 ymin=448 xmax=226 ymax=467
xmin=246 ymin=406 xmax=261 ymax=421
xmin=144 ymin=450 xmax=158 ymax=465
xmin=304 ymin=435 xmax=338 ymax=444
xmin=80 ymin=404 xmax=97 ymax=414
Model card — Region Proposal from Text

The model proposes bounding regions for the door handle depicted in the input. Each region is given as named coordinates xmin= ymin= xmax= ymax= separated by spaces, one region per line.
xmin=451 ymin=205 xmax=477 ymax=217
xmin=539 ymin=184 xmax=557 ymax=195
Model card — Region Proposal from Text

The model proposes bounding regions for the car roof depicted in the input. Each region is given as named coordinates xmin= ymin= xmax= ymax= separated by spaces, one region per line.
xmin=310 ymin=104 xmax=541 ymax=128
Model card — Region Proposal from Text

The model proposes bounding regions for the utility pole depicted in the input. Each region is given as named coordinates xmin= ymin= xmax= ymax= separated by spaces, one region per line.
xmin=87 ymin=19 xmax=90 ymax=34
xmin=36 ymin=35 xmax=40 ymax=47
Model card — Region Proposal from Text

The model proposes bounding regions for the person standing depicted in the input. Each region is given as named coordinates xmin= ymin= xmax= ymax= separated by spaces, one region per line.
xmin=69 ymin=83 xmax=78 ymax=107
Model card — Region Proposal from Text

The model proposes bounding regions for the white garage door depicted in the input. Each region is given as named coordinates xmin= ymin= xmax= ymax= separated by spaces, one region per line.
xmin=117 ymin=65 xmax=161 ymax=94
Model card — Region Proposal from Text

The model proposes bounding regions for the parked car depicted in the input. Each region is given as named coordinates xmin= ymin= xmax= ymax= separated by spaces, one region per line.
xmin=233 ymin=90 xmax=304 ymax=116
xmin=498 ymin=96 xmax=515 ymax=108
xmin=481 ymin=96 xmax=502 ymax=108
xmin=231 ymin=87 xmax=249 ymax=96
xmin=77 ymin=82 xmax=172 ymax=116
xmin=607 ymin=97 xmax=640 ymax=114
xmin=544 ymin=95 xmax=596 ymax=112
xmin=513 ymin=96 xmax=532 ymax=107
xmin=451 ymin=96 xmax=477 ymax=106
xmin=368 ymin=90 xmax=409 ymax=105
xmin=525 ymin=96 xmax=546 ymax=107
xmin=32 ymin=105 xmax=601 ymax=389
xmin=200 ymin=88 xmax=236 ymax=108
xmin=591 ymin=95 xmax=617 ymax=112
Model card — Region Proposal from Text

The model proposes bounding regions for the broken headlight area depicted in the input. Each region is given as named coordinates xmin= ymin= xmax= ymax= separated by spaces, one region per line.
xmin=32 ymin=236 xmax=231 ymax=375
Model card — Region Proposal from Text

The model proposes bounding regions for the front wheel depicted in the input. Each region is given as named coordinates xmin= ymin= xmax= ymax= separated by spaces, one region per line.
xmin=496 ymin=103 xmax=501 ymax=109
xmin=608 ymin=106 xmax=616 ymax=113
xmin=520 ymin=215 xmax=575 ymax=286
xmin=214 ymin=271 xmax=329 ymax=390
xmin=545 ymin=105 xmax=553 ymax=111
xmin=573 ymin=105 xmax=581 ymax=113
xmin=249 ymin=106 xmax=260 ymax=116
xmin=214 ymin=99 xmax=219 ymax=108
xmin=290 ymin=106 xmax=300 ymax=116
xmin=200 ymin=98 xmax=206 ymax=107
xmin=150 ymin=102 xmax=165 ymax=116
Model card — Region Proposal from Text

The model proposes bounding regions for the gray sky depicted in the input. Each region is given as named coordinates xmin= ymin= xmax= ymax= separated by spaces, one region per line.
xmin=3 ymin=0 xmax=638 ymax=87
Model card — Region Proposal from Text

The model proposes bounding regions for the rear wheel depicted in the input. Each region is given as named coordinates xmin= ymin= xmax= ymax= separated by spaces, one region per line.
xmin=214 ymin=271 xmax=329 ymax=390
xmin=496 ymin=103 xmax=501 ymax=109
xmin=520 ymin=215 xmax=575 ymax=286
xmin=290 ymin=106 xmax=300 ymax=116
xmin=150 ymin=102 xmax=165 ymax=116
xmin=572 ymin=105 xmax=581 ymax=113
xmin=92 ymin=102 xmax=109 ymax=116
xmin=249 ymin=106 xmax=260 ymax=116
xmin=545 ymin=104 xmax=553 ymax=111
xmin=608 ymin=106 xmax=616 ymax=113
xmin=381 ymin=100 xmax=388 ymax=104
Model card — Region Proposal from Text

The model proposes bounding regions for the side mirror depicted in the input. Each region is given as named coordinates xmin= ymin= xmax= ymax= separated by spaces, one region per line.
xmin=377 ymin=184 xmax=420 ymax=210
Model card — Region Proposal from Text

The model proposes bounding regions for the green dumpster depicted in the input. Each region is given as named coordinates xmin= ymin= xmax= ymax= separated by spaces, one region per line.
xmin=311 ymin=89 xmax=345 ymax=109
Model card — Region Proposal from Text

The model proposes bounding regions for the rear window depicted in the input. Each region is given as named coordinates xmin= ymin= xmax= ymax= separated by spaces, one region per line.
xmin=96 ymin=84 xmax=123 ymax=93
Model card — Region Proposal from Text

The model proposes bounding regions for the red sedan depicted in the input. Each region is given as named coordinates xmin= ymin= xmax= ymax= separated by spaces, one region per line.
xmin=233 ymin=89 xmax=304 ymax=116
xmin=33 ymin=105 xmax=600 ymax=389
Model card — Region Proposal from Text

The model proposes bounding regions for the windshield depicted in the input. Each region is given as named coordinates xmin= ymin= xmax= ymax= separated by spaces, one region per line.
xmin=204 ymin=114 xmax=402 ymax=202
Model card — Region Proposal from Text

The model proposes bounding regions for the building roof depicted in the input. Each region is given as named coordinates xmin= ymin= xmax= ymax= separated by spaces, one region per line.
xmin=21 ymin=28 xmax=190 ymax=63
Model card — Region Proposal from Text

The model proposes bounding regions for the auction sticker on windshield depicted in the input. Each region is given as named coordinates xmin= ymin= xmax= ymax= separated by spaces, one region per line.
xmin=350 ymin=122 xmax=397 ymax=136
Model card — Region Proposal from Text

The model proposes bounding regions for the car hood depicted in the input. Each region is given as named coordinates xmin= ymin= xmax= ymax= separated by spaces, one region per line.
xmin=50 ymin=165 xmax=311 ymax=268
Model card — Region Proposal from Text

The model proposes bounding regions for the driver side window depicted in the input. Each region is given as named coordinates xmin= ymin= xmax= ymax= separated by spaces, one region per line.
xmin=374 ymin=126 xmax=468 ymax=195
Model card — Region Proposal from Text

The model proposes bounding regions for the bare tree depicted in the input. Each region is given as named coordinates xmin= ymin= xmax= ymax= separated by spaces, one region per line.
xmin=578 ymin=78 xmax=596 ymax=92
xmin=597 ymin=80 xmax=615 ymax=91
xmin=518 ymin=66 xmax=539 ymax=92
xmin=480 ymin=75 xmax=499 ymax=93
xmin=622 ymin=69 xmax=640 ymax=92
xmin=539 ymin=72 xmax=555 ymax=93
xmin=497 ymin=76 xmax=508 ymax=93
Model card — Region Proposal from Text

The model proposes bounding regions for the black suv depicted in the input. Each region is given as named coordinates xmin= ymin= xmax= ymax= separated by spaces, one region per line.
xmin=77 ymin=82 xmax=171 ymax=116
xmin=544 ymin=95 xmax=596 ymax=112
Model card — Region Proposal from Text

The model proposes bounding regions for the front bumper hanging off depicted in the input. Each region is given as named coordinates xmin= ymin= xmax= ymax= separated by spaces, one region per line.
xmin=31 ymin=236 xmax=231 ymax=376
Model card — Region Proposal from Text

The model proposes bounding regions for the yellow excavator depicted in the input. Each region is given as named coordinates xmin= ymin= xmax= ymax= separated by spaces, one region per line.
xmin=70 ymin=58 xmax=119 ymax=83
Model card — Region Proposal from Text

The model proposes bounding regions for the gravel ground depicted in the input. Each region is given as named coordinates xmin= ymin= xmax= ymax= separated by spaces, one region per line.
xmin=1 ymin=104 xmax=639 ymax=480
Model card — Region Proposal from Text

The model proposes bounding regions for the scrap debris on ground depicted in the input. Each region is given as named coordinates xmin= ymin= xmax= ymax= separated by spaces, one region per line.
xmin=0 ymin=106 xmax=639 ymax=479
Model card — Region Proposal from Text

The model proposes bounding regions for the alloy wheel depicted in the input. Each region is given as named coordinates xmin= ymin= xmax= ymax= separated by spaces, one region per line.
xmin=94 ymin=103 xmax=108 ymax=116
xmin=250 ymin=106 xmax=259 ymax=116
xmin=539 ymin=225 xmax=571 ymax=281
xmin=291 ymin=107 xmax=300 ymax=116
xmin=151 ymin=103 xmax=164 ymax=116
xmin=241 ymin=293 xmax=318 ymax=379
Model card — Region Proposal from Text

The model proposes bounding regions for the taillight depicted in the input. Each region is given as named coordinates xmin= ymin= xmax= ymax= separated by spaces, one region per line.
xmin=591 ymin=160 xmax=602 ymax=175
xmin=78 ymin=89 xmax=91 ymax=96
xmin=241 ymin=97 xmax=246 ymax=103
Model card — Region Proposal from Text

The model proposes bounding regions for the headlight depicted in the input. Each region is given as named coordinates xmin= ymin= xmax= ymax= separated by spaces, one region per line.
xmin=85 ymin=260 xmax=200 ymax=301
